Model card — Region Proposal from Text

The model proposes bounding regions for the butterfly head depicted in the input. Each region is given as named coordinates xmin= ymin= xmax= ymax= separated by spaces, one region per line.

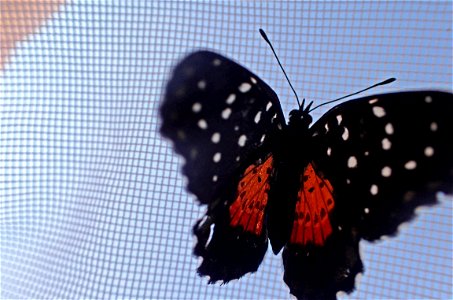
xmin=288 ymin=99 xmax=313 ymax=129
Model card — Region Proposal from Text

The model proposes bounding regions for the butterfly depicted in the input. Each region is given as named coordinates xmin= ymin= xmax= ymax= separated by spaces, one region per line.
xmin=160 ymin=50 xmax=453 ymax=300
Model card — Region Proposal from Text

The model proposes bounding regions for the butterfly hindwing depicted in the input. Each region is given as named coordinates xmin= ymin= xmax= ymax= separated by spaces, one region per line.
xmin=283 ymin=226 xmax=363 ymax=300
xmin=193 ymin=155 xmax=274 ymax=283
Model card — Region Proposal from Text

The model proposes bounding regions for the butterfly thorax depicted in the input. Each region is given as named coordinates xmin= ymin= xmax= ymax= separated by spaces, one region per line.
xmin=278 ymin=108 xmax=314 ymax=166
xmin=270 ymin=107 xmax=315 ymax=191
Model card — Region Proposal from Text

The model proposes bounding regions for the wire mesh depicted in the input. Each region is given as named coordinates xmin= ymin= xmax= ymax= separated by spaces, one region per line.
xmin=1 ymin=2 xmax=452 ymax=299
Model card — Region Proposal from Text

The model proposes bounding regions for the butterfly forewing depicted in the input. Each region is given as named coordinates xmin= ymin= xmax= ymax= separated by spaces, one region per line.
xmin=161 ymin=51 xmax=286 ymax=205
xmin=308 ymin=91 xmax=453 ymax=240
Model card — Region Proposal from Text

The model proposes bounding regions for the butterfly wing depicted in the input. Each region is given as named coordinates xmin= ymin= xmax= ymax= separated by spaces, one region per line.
xmin=309 ymin=91 xmax=453 ymax=239
xmin=161 ymin=51 xmax=286 ymax=282
xmin=283 ymin=91 xmax=453 ymax=299
xmin=161 ymin=51 xmax=285 ymax=205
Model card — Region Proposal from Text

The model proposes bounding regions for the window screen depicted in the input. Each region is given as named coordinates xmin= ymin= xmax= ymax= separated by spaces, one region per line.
xmin=2 ymin=2 xmax=452 ymax=299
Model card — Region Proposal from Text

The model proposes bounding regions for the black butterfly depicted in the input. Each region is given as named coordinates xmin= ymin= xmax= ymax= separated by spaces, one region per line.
xmin=160 ymin=50 xmax=453 ymax=300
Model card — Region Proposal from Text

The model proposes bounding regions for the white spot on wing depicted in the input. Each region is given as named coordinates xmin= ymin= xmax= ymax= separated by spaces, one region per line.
xmin=212 ymin=175 xmax=218 ymax=182
xmin=425 ymin=95 xmax=432 ymax=103
xmin=370 ymin=185 xmax=378 ymax=195
xmin=207 ymin=223 xmax=214 ymax=245
xmin=226 ymin=94 xmax=236 ymax=104
xmin=213 ymin=152 xmax=222 ymax=163
xmin=238 ymin=134 xmax=247 ymax=147
xmin=404 ymin=160 xmax=417 ymax=170
xmin=336 ymin=115 xmax=343 ymax=124
xmin=385 ymin=123 xmax=394 ymax=135
xmin=382 ymin=138 xmax=391 ymax=150
xmin=271 ymin=113 xmax=277 ymax=122
xmin=347 ymin=156 xmax=357 ymax=168
xmin=198 ymin=119 xmax=208 ymax=129
xmin=239 ymin=82 xmax=252 ymax=93
xmin=212 ymin=59 xmax=221 ymax=66
xmin=250 ymin=77 xmax=257 ymax=84
xmin=327 ymin=147 xmax=332 ymax=156
xmin=369 ymin=98 xmax=378 ymax=104
xmin=424 ymin=146 xmax=434 ymax=157
xmin=266 ymin=101 xmax=272 ymax=111
xmin=254 ymin=111 xmax=262 ymax=123
xmin=342 ymin=127 xmax=349 ymax=141
xmin=198 ymin=80 xmax=206 ymax=90
xmin=430 ymin=122 xmax=438 ymax=131
xmin=222 ymin=108 xmax=232 ymax=119
xmin=211 ymin=132 xmax=221 ymax=143
xmin=372 ymin=106 xmax=386 ymax=118
xmin=381 ymin=166 xmax=392 ymax=177
xmin=192 ymin=102 xmax=202 ymax=113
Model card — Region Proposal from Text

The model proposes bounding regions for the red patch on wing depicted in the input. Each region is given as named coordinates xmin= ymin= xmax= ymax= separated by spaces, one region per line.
xmin=229 ymin=155 xmax=273 ymax=236
xmin=290 ymin=163 xmax=335 ymax=246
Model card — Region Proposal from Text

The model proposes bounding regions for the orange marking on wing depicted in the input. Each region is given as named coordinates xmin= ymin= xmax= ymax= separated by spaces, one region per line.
xmin=229 ymin=156 xmax=273 ymax=236
xmin=290 ymin=163 xmax=335 ymax=246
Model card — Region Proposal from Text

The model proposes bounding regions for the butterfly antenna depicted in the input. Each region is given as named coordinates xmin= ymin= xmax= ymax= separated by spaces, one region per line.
xmin=260 ymin=29 xmax=301 ymax=108
xmin=309 ymin=78 xmax=396 ymax=112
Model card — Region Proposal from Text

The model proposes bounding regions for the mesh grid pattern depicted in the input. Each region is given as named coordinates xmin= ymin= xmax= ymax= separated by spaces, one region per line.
xmin=1 ymin=2 xmax=452 ymax=299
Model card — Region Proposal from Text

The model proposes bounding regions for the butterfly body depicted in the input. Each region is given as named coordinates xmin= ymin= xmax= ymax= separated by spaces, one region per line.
xmin=160 ymin=51 xmax=453 ymax=300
